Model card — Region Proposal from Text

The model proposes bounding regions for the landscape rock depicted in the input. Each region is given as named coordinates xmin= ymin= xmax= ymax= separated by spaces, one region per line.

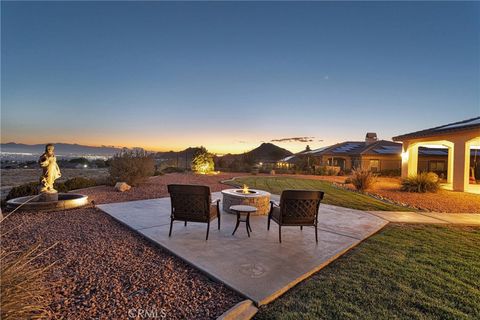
xmin=114 ymin=182 xmax=131 ymax=192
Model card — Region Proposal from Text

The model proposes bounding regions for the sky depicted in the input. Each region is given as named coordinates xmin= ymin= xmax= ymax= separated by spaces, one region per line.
xmin=1 ymin=1 xmax=479 ymax=154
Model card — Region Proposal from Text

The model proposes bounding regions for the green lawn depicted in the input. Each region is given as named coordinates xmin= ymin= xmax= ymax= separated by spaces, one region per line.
xmin=255 ymin=225 xmax=480 ymax=319
xmin=226 ymin=176 xmax=410 ymax=211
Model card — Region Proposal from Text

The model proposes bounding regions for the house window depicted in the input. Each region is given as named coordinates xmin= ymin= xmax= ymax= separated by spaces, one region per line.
xmin=352 ymin=158 xmax=360 ymax=169
xmin=429 ymin=161 xmax=445 ymax=172
xmin=369 ymin=159 xmax=380 ymax=172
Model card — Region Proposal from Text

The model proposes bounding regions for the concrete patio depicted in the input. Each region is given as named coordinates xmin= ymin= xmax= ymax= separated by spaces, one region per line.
xmin=98 ymin=192 xmax=388 ymax=306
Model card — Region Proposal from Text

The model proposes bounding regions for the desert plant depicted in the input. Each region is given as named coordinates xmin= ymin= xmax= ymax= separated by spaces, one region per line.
xmin=108 ymin=149 xmax=155 ymax=186
xmin=6 ymin=182 xmax=39 ymax=201
xmin=191 ymin=147 xmax=215 ymax=174
xmin=351 ymin=168 xmax=377 ymax=191
xmin=401 ymin=172 xmax=440 ymax=193
xmin=0 ymin=244 xmax=54 ymax=320
xmin=1 ymin=209 xmax=55 ymax=320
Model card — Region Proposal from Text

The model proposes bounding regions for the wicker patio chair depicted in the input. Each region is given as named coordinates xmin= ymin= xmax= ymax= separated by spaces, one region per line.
xmin=267 ymin=190 xmax=324 ymax=243
xmin=167 ymin=184 xmax=220 ymax=240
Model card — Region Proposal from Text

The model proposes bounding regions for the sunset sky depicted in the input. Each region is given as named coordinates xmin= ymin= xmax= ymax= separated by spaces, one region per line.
xmin=1 ymin=2 xmax=479 ymax=154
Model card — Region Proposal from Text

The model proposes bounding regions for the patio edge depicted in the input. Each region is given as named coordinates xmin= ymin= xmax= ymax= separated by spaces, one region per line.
xmin=216 ymin=299 xmax=258 ymax=320
xmin=256 ymin=219 xmax=389 ymax=306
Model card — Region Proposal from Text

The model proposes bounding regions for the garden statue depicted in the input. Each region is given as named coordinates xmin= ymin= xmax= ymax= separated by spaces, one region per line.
xmin=38 ymin=143 xmax=61 ymax=193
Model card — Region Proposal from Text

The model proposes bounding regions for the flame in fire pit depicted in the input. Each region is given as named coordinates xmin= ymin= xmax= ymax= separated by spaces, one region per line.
xmin=242 ymin=184 xmax=249 ymax=194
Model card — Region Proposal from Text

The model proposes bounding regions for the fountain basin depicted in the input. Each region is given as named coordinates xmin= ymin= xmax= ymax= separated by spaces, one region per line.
xmin=6 ymin=193 xmax=89 ymax=211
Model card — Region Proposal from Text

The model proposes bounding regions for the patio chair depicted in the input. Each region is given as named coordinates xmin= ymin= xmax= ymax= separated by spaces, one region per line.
xmin=267 ymin=190 xmax=324 ymax=243
xmin=167 ymin=184 xmax=220 ymax=240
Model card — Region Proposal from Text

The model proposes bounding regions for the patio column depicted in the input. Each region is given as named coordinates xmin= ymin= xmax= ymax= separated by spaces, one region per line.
xmin=452 ymin=139 xmax=468 ymax=192
xmin=447 ymin=145 xmax=454 ymax=184
xmin=401 ymin=142 xmax=418 ymax=178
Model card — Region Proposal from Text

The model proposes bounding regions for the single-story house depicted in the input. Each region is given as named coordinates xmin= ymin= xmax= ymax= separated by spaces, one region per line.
xmin=277 ymin=131 xmax=479 ymax=179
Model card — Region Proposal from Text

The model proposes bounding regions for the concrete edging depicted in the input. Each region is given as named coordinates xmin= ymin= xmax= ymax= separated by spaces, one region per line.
xmin=216 ymin=299 xmax=258 ymax=320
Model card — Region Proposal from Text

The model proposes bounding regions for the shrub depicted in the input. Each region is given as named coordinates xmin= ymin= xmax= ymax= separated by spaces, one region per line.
xmin=191 ymin=148 xmax=215 ymax=174
xmin=108 ymin=150 xmax=155 ymax=186
xmin=6 ymin=182 xmax=39 ymax=201
xmin=161 ymin=166 xmax=185 ymax=174
xmin=401 ymin=172 xmax=440 ymax=193
xmin=54 ymin=182 xmax=69 ymax=193
xmin=63 ymin=177 xmax=98 ymax=190
xmin=153 ymin=166 xmax=164 ymax=176
xmin=379 ymin=168 xmax=401 ymax=177
xmin=351 ymin=168 xmax=377 ymax=191
xmin=7 ymin=178 xmax=100 ymax=200
xmin=273 ymin=168 xmax=292 ymax=174
xmin=315 ymin=166 xmax=340 ymax=176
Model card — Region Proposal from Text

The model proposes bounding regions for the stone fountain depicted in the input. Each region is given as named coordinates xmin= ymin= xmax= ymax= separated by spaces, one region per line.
xmin=6 ymin=144 xmax=89 ymax=211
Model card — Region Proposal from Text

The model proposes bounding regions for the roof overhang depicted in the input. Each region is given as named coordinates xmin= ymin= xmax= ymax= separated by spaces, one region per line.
xmin=392 ymin=117 xmax=480 ymax=141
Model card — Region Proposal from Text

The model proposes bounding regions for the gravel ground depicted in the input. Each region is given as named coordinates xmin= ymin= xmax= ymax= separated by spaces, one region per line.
xmin=80 ymin=172 xmax=252 ymax=204
xmin=1 ymin=173 xmax=251 ymax=319
xmin=344 ymin=177 xmax=480 ymax=213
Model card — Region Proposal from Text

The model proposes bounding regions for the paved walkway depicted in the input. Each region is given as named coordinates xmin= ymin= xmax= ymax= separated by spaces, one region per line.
xmin=98 ymin=192 xmax=388 ymax=306
xmin=367 ymin=211 xmax=480 ymax=225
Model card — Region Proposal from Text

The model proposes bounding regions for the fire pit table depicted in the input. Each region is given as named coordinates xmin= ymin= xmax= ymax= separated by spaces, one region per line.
xmin=221 ymin=186 xmax=271 ymax=216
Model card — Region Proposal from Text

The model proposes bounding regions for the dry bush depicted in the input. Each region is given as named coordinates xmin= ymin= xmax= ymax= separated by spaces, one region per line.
xmin=0 ymin=243 xmax=54 ymax=320
xmin=401 ymin=172 xmax=440 ymax=193
xmin=108 ymin=149 xmax=155 ymax=186
xmin=350 ymin=168 xmax=377 ymax=191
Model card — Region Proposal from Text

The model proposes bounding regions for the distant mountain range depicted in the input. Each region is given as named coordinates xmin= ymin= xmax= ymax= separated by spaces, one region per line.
xmin=1 ymin=142 xmax=294 ymax=163
xmin=0 ymin=142 xmax=126 ymax=156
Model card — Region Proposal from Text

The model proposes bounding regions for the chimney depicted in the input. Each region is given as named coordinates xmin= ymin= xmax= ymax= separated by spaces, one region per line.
xmin=365 ymin=132 xmax=378 ymax=145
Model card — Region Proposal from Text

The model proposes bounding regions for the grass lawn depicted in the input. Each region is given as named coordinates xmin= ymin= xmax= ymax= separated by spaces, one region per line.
xmin=255 ymin=224 xmax=480 ymax=319
xmin=227 ymin=176 xmax=411 ymax=211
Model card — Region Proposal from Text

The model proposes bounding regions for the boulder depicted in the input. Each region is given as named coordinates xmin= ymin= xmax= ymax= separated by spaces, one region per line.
xmin=114 ymin=182 xmax=131 ymax=192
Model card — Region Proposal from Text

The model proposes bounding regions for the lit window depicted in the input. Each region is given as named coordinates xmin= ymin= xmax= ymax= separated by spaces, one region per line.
xmin=429 ymin=161 xmax=445 ymax=172
xmin=369 ymin=159 xmax=380 ymax=172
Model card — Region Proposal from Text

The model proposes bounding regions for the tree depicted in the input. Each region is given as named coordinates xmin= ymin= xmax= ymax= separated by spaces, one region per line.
xmin=191 ymin=147 xmax=215 ymax=174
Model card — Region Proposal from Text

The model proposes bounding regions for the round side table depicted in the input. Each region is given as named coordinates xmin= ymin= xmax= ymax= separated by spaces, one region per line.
xmin=230 ymin=205 xmax=257 ymax=237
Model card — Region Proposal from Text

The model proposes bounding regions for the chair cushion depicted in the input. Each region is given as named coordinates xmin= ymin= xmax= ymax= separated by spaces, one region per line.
xmin=209 ymin=204 xmax=219 ymax=220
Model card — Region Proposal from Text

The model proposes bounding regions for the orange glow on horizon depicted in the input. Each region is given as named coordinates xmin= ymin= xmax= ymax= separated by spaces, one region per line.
xmin=1 ymin=136 xmax=330 ymax=154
